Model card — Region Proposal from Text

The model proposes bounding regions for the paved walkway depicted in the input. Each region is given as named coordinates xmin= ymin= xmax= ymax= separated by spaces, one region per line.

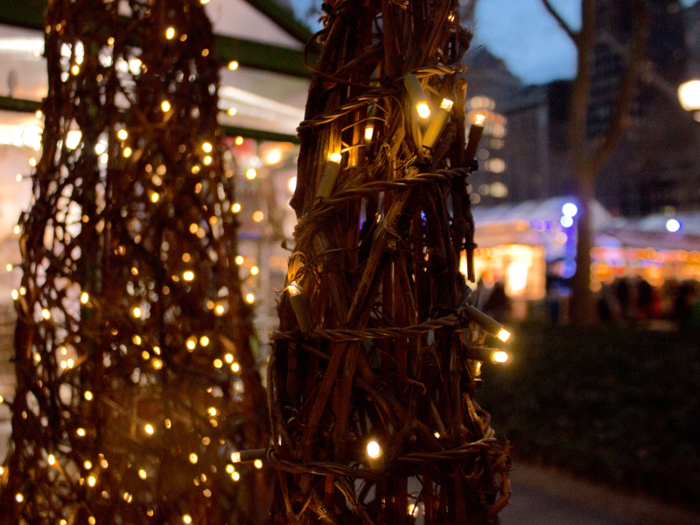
xmin=501 ymin=462 xmax=700 ymax=525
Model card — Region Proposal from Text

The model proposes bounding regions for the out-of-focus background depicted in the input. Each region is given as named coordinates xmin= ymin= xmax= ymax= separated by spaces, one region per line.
xmin=1 ymin=0 xmax=700 ymax=522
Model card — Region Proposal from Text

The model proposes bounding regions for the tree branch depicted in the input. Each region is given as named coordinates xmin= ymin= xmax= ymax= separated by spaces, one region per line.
xmin=592 ymin=0 xmax=649 ymax=174
xmin=541 ymin=0 xmax=577 ymax=43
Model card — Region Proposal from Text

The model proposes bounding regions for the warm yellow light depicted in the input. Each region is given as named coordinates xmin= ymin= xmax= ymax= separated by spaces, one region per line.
xmin=231 ymin=452 xmax=241 ymax=463
xmin=228 ymin=61 xmax=239 ymax=71
xmin=186 ymin=337 xmax=197 ymax=351
xmin=364 ymin=123 xmax=374 ymax=141
xmin=492 ymin=351 xmax=509 ymax=363
xmin=231 ymin=362 xmax=240 ymax=373
xmin=250 ymin=266 xmax=259 ymax=275
xmin=202 ymin=142 xmax=213 ymax=153
xmin=226 ymin=464 xmax=235 ymax=473
xmin=475 ymin=114 xmax=486 ymax=126
xmin=80 ymin=292 xmax=89 ymax=304
xmin=434 ymin=432 xmax=440 ymax=438
xmin=48 ymin=454 xmax=56 ymax=465
xmin=252 ymin=211 xmax=264 ymax=222
xmin=15 ymin=493 xmax=23 ymax=503
xmin=208 ymin=407 xmax=217 ymax=416
xmin=29 ymin=157 xmax=36 ymax=167
xmin=42 ymin=309 xmax=51 ymax=320
xmin=77 ymin=428 xmax=86 ymax=437
xmin=245 ymin=293 xmax=255 ymax=303
xmin=11 ymin=289 xmax=19 ymax=300
xmin=165 ymin=27 xmax=175 ymax=40
xmin=234 ymin=136 xmax=244 ymax=145
xmin=150 ymin=193 xmax=159 ymax=203
xmin=139 ymin=469 xmax=147 ymax=479
xmin=133 ymin=335 xmax=142 ymax=345
xmin=245 ymin=168 xmax=257 ymax=180
xmin=408 ymin=503 xmax=419 ymax=517
xmin=227 ymin=107 xmax=237 ymax=116
xmin=215 ymin=304 xmax=225 ymax=315
xmin=144 ymin=424 xmax=154 ymax=435
xmin=189 ymin=223 xmax=198 ymax=234
xmin=84 ymin=391 xmax=93 ymax=401
xmin=84 ymin=460 xmax=92 ymax=469
xmin=161 ymin=100 xmax=171 ymax=112
xmin=117 ymin=129 xmax=128 ymax=140
xmin=133 ymin=307 xmax=141 ymax=318
xmin=71 ymin=65 xmax=80 ymax=75
xmin=440 ymin=98 xmax=454 ymax=111
xmin=152 ymin=358 xmax=163 ymax=370
xmin=203 ymin=155 xmax=212 ymax=165
xmin=225 ymin=353 xmax=234 ymax=363
xmin=183 ymin=515 xmax=192 ymax=524
xmin=231 ymin=202 xmax=241 ymax=213
xmin=235 ymin=255 xmax=244 ymax=265
xmin=142 ymin=350 xmax=150 ymax=360
xmin=416 ymin=102 xmax=431 ymax=119
xmin=232 ymin=471 xmax=240 ymax=481
xmin=183 ymin=270 xmax=194 ymax=281
xmin=329 ymin=152 xmax=342 ymax=164
xmin=213 ymin=359 xmax=223 ymax=368
xmin=165 ymin=419 xmax=172 ymax=428
xmin=189 ymin=453 xmax=198 ymax=464
xmin=200 ymin=335 xmax=210 ymax=346
xmin=89 ymin=517 xmax=96 ymax=525
xmin=88 ymin=476 xmax=96 ymax=487
xmin=497 ymin=329 xmax=511 ymax=342
xmin=254 ymin=459 xmax=263 ymax=469
xmin=678 ymin=80 xmax=700 ymax=111
xmin=13 ymin=225 xmax=20 ymax=235
xmin=366 ymin=440 xmax=382 ymax=459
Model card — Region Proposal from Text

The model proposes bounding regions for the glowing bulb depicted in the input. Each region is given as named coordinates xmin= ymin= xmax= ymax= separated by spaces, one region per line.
xmin=416 ymin=102 xmax=431 ymax=119
xmin=133 ymin=307 xmax=141 ymax=318
xmin=189 ymin=453 xmax=198 ymax=464
xmin=11 ymin=290 xmax=19 ymax=300
xmin=213 ymin=359 xmax=223 ymax=368
xmin=165 ymin=27 xmax=175 ymax=40
xmin=226 ymin=464 xmax=234 ymax=474
xmin=139 ymin=469 xmax=147 ymax=479
xmin=228 ymin=61 xmax=239 ymax=70
xmin=562 ymin=202 xmax=578 ymax=217
xmin=183 ymin=515 xmax=192 ymax=524
xmin=231 ymin=362 xmax=240 ymax=372
xmin=15 ymin=493 xmax=23 ymax=503
xmin=208 ymin=407 xmax=217 ymax=416
xmin=202 ymin=142 xmax=213 ymax=153
xmin=497 ymin=329 xmax=511 ymax=342
xmin=183 ymin=270 xmax=194 ymax=281
xmin=225 ymin=353 xmax=234 ymax=363
xmin=231 ymin=203 xmax=241 ymax=213
xmin=475 ymin=114 xmax=486 ymax=126
xmin=215 ymin=304 xmax=225 ymax=315
xmin=203 ymin=155 xmax=212 ymax=165
xmin=152 ymin=358 xmax=163 ymax=369
xmin=245 ymin=168 xmax=257 ymax=180
xmin=186 ymin=337 xmax=197 ymax=351
xmin=77 ymin=428 xmax=86 ymax=437
xmin=666 ymin=218 xmax=681 ymax=233
xmin=408 ymin=503 xmax=419 ymax=517
xmin=161 ymin=100 xmax=171 ymax=112
xmin=84 ymin=460 xmax=92 ymax=469
xmin=14 ymin=225 xmax=20 ymax=234
xmin=231 ymin=452 xmax=241 ymax=463
xmin=84 ymin=391 xmax=93 ymax=401
xmin=165 ymin=419 xmax=172 ymax=428
xmin=245 ymin=293 xmax=255 ymax=303
xmin=329 ymin=152 xmax=342 ymax=164
xmin=227 ymin=107 xmax=237 ymax=116
xmin=235 ymin=256 xmax=244 ymax=265
xmin=200 ymin=335 xmax=210 ymax=346
xmin=117 ymin=129 xmax=128 ymax=140
xmin=80 ymin=292 xmax=89 ymax=304
xmin=364 ymin=123 xmax=374 ymax=141
xmin=48 ymin=454 xmax=56 ymax=465
xmin=250 ymin=266 xmax=259 ymax=275
xmin=42 ymin=309 xmax=51 ymax=320
xmin=254 ymin=459 xmax=263 ymax=469
xmin=89 ymin=518 xmax=95 ymax=525
xmin=252 ymin=211 xmax=264 ymax=222
xmin=189 ymin=223 xmax=198 ymax=234
xmin=144 ymin=424 xmax=154 ymax=435
xmin=492 ymin=351 xmax=509 ymax=363
xmin=434 ymin=432 xmax=440 ymax=438
xmin=366 ymin=441 xmax=382 ymax=459
xmin=151 ymin=192 xmax=159 ymax=203
xmin=232 ymin=471 xmax=240 ymax=481
xmin=88 ymin=476 xmax=96 ymax=487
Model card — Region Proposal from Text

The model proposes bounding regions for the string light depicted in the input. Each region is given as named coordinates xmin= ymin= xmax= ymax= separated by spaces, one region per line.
xmin=366 ymin=440 xmax=382 ymax=459
xmin=245 ymin=168 xmax=257 ymax=180
xmin=422 ymin=98 xmax=453 ymax=150
xmin=48 ymin=454 xmax=56 ymax=465
xmin=254 ymin=459 xmax=263 ymax=469
xmin=250 ymin=266 xmax=259 ymax=276
xmin=189 ymin=453 xmax=198 ymax=464
xmin=492 ymin=351 xmax=509 ymax=363
xmin=133 ymin=307 xmax=141 ymax=318
xmin=231 ymin=202 xmax=241 ymax=213
xmin=183 ymin=270 xmax=194 ymax=281
xmin=202 ymin=142 xmax=212 ymax=153
xmin=80 ymin=292 xmax=89 ymax=304
xmin=227 ymin=107 xmax=237 ymax=116
xmin=144 ymin=424 xmax=154 ymax=435
xmin=316 ymin=152 xmax=342 ymax=200
xmin=138 ymin=469 xmax=147 ymax=479
xmin=245 ymin=293 xmax=255 ymax=303
xmin=287 ymin=282 xmax=312 ymax=332
xmin=76 ymin=428 xmax=86 ymax=437
xmin=364 ymin=122 xmax=374 ymax=141
xmin=117 ymin=129 xmax=128 ymax=140
xmin=231 ymin=362 xmax=240 ymax=372
xmin=228 ymin=61 xmax=239 ymax=70
xmin=403 ymin=74 xmax=431 ymax=119
xmin=165 ymin=27 xmax=175 ymax=40
xmin=235 ymin=256 xmax=244 ymax=265
xmin=161 ymin=100 xmax=171 ymax=112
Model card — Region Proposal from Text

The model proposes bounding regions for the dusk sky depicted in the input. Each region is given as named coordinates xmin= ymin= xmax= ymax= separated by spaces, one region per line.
xmin=291 ymin=0 xmax=697 ymax=85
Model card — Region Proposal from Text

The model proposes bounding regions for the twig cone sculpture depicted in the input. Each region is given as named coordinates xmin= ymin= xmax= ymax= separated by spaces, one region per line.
xmin=269 ymin=1 xmax=511 ymax=523
xmin=1 ymin=1 xmax=269 ymax=523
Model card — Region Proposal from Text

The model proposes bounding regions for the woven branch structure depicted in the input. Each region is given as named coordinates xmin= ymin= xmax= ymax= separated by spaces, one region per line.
xmin=1 ymin=1 xmax=269 ymax=523
xmin=269 ymin=0 xmax=511 ymax=524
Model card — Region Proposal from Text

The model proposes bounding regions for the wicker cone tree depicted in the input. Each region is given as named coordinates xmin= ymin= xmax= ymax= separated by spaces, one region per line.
xmin=0 ymin=1 xmax=269 ymax=523
xmin=268 ymin=0 xmax=511 ymax=524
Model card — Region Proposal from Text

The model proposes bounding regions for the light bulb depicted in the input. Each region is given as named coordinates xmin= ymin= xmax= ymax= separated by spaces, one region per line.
xmin=183 ymin=270 xmax=194 ymax=281
xmin=231 ymin=452 xmax=241 ymax=463
xmin=139 ymin=469 xmax=147 ymax=479
xmin=161 ymin=100 xmax=171 ymax=112
xmin=202 ymin=142 xmax=212 ymax=153
xmin=165 ymin=27 xmax=175 ymax=40
xmin=80 ymin=292 xmax=89 ymax=304
xmin=366 ymin=440 xmax=382 ymax=459
xmin=189 ymin=453 xmax=198 ymax=464
xmin=48 ymin=454 xmax=55 ymax=465
xmin=492 ymin=351 xmax=509 ymax=363
xmin=228 ymin=61 xmax=239 ymax=71
xmin=144 ymin=424 xmax=154 ymax=435
xmin=254 ymin=459 xmax=263 ymax=469
xmin=364 ymin=123 xmax=374 ymax=141
xmin=231 ymin=203 xmax=241 ymax=213
xmin=133 ymin=307 xmax=141 ymax=318
xmin=231 ymin=362 xmax=240 ymax=372
xmin=497 ymin=329 xmax=510 ymax=342
xmin=416 ymin=102 xmax=431 ymax=119
xmin=117 ymin=129 xmax=128 ymax=140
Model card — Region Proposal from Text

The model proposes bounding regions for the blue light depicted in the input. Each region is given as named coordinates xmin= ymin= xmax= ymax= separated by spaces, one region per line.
xmin=562 ymin=259 xmax=577 ymax=278
xmin=562 ymin=203 xmax=578 ymax=217
xmin=666 ymin=218 xmax=681 ymax=233
xmin=560 ymin=216 xmax=574 ymax=228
